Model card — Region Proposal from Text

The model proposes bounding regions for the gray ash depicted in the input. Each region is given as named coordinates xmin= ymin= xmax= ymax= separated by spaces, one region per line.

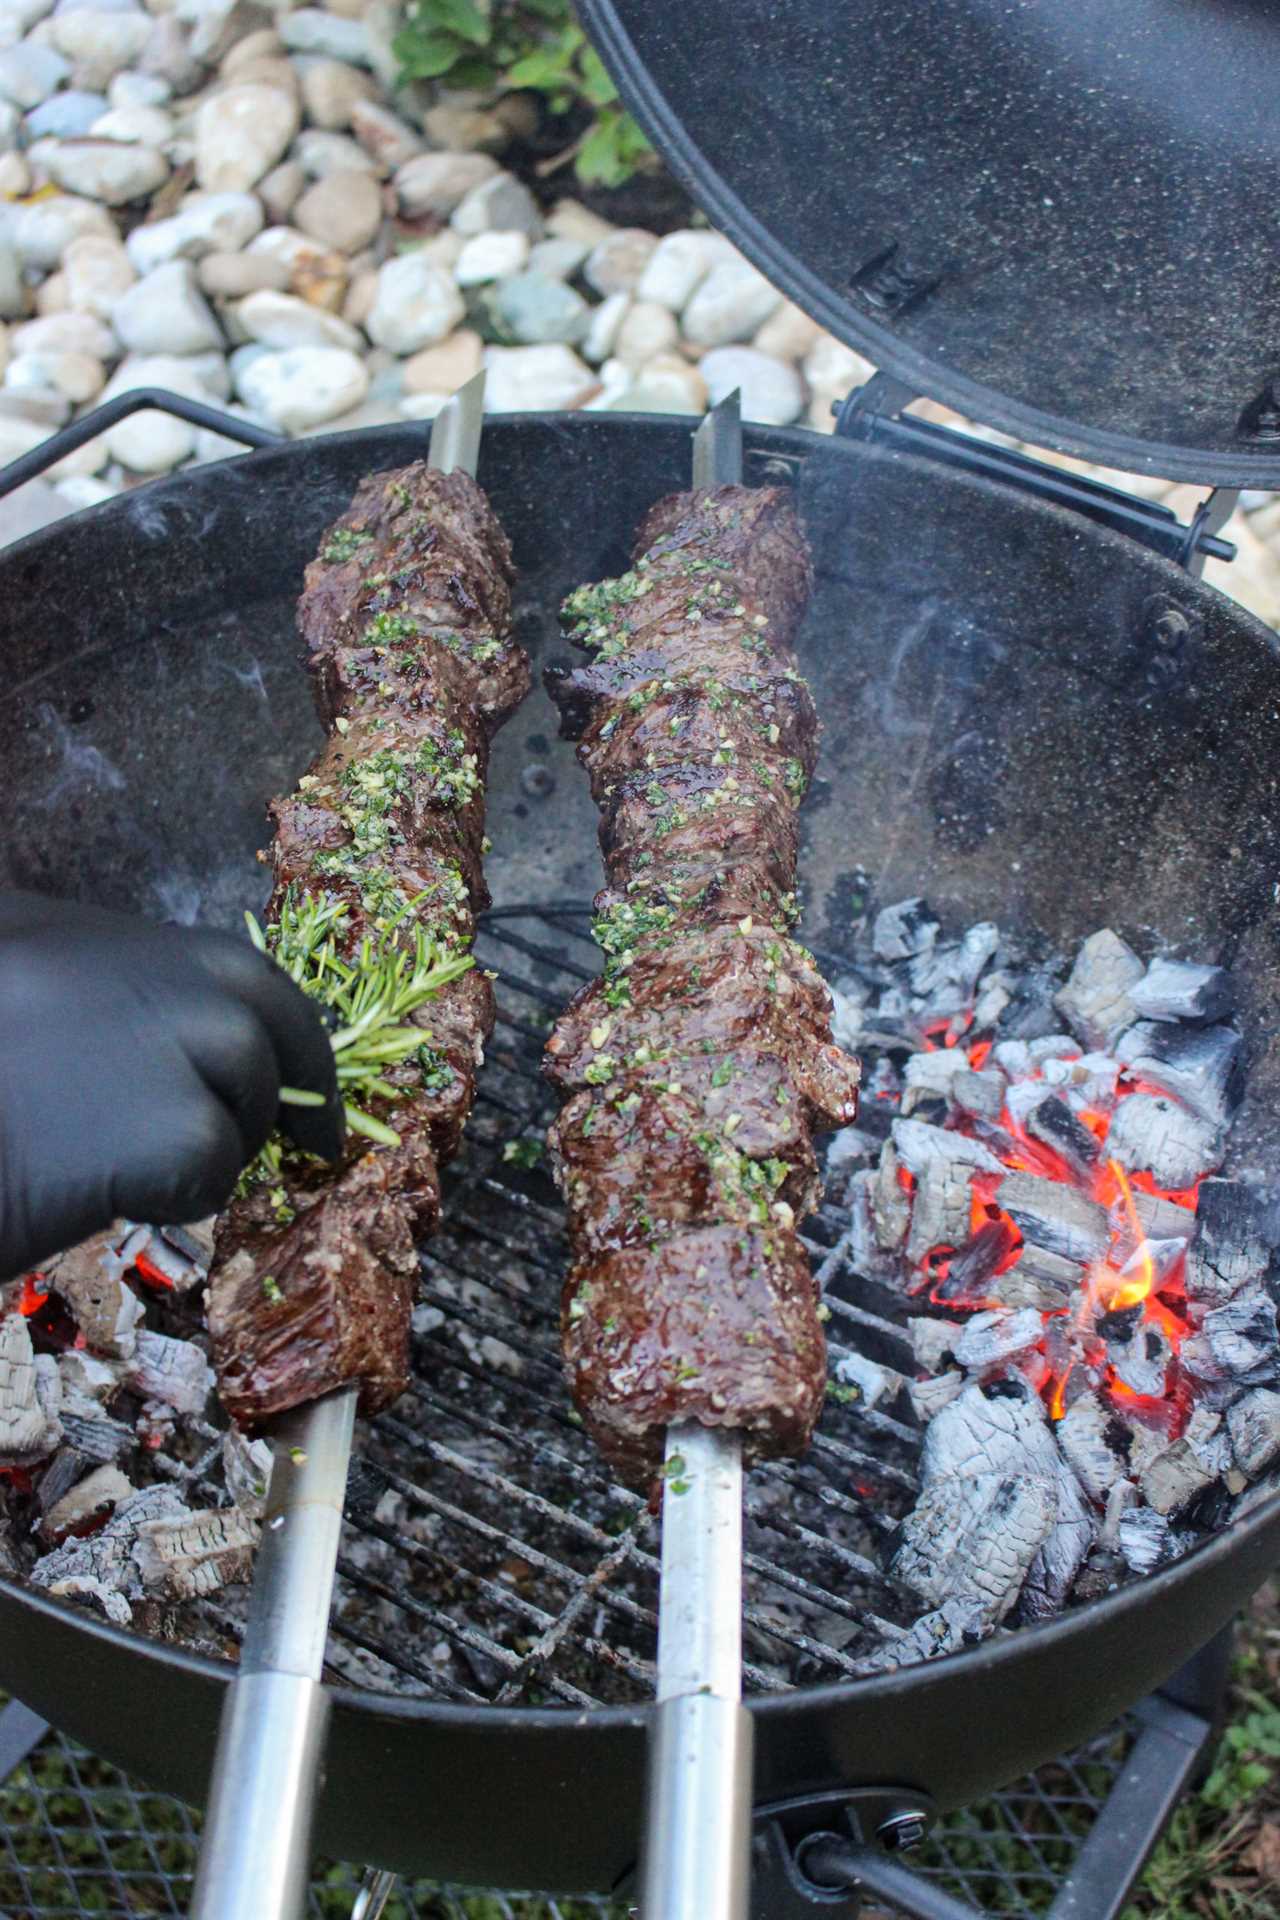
xmin=820 ymin=903 xmax=1279 ymax=1674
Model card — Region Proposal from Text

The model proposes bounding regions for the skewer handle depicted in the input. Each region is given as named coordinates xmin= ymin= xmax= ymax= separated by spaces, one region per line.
xmin=191 ymin=1387 xmax=357 ymax=1920
xmin=640 ymin=1422 xmax=752 ymax=1920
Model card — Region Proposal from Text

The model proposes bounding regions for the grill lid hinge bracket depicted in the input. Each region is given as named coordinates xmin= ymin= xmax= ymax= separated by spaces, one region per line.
xmin=832 ymin=384 xmax=1239 ymax=573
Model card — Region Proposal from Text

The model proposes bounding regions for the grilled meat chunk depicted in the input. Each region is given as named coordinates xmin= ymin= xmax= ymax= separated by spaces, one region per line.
xmin=207 ymin=464 xmax=527 ymax=1428
xmin=545 ymin=485 xmax=859 ymax=1485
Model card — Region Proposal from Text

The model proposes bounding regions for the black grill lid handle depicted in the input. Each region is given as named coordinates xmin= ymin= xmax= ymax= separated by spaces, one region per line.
xmin=0 ymin=388 xmax=284 ymax=502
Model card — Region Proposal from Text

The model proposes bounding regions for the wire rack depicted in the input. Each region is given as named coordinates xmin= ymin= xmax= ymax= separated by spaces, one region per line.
xmin=0 ymin=1701 xmax=1137 ymax=1918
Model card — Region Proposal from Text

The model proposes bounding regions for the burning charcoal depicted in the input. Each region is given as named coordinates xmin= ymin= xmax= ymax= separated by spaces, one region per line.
xmin=119 ymin=1222 xmax=210 ymax=1296
xmin=903 ymin=1049 xmax=971 ymax=1114
xmin=30 ymin=1483 xmax=188 ymax=1614
xmin=222 ymin=1428 xmax=273 ymax=1517
xmin=873 ymin=1142 xmax=911 ymax=1251
xmin=910 ymin=1317 xmax=962 ymax=1374
xmin=829 ymin=985 xmax=866 ymax=1052
xmin=1105 ymin=1093 xmax=1223 ymax=1191
xmin=943 ymin=1217 xmax=1020 ymax=1301
xmin=874 ymin=897 xmax=940 ymax=962
xmin=1187 ymin=1179 xmax=1279 ymax=1306
xmin=908 ymin=1370 xmax=965 ymax=1421
xmin=992 ymin=1040 xmax=1031 ymax=1078
xmin=974 ymin=977 xmax=1012 ymax=1030
xmin=1108 ymin=1321 xmax=1173 ymax=1399
xmin=1028 ymin=1035 xmax=1081 ymax=1067
xmin=1025 ymin=1097 xmax=1100 ymax=1178
xmin=51 ymin=1262 xmax=143 ymax=1359
xmin=1116 ymin=1506 xmax=1174 ymax=1575
xmin=855 ymin=1596 xmax=992 ymax=1674
xmin=833 ymin=1347 xmax=904 ymax=1411
xmin=1114 ymin=1189 xmax=1195 ymax=1258
xmin=892 ymin=1119 xmax=1004 ymax=1178
xmin=58 ymin=1350 xmax=124 ymax=1413
xmin=0 ymin=1316 xmax=62 ymax=1466
xmin=842 ymin=1171 xmax=907 ymax=1288
xmin=1041 ymin=1050 xmax=1120 ymax=1112
xmin=45 ymin=1574 xmax=133 ymax=1625
xmin=124 ymin=1331 xmax=214 ymax=1416
xmin=133 ymin=1505 xmax=258 ymax=1601
xmin=1100 ymin=1477 xmax=1139 ymax=1543
xmin=1130 ymin=959 xmax=1234 ymax=1026
xmin=1226 ymin=1389 xmax=1280 ymax=1480
xmin=953 ymin=1309 xmax=1044 ymax=1374
xmin=58 ymin=1412 xmax=133 ymax=1465
xmin=1140 ymin=1410 xmax=1229 ymax=1516
xmin=990 ymin=1245 xmax=1082 ymax=1312
xmin=952 ymin=1070 xmax=1005 ymax=1122
xmin=1057 ymin=1393 xmax=1129 ymax=1499
xmin=892 ymin=1472 xmax=1056 ymax=1627
xmin=912 ymin=1380 xmax=1095 ymax=1620
xmin=909 ymin=923 xmax=999 ymax=1002
xmin=997 ymin=1171 xmax=1108 ymax=1265
xmin=38 ymin=1464 xmax=133 ymax=1547
xmin=826 ymin=1127 xmax=877 ymax=1175
xmin=1005 ymin=1080 xmax=1053 ymax=1128
xmin=1053 ymin=928 xmax=1144 ymax=1050
xmin=905 ymin=1160 xmax=973 ymax=1265
xmin=1200 ymin=1288 xmax=1278 ymax=1384
xmin=1116 ymin=1022 xmax=1242 ymax=1126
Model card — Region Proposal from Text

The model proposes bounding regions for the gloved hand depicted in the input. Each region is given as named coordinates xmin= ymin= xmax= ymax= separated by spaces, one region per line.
xmin=0 ymin=890 xmax=344 ymax=1281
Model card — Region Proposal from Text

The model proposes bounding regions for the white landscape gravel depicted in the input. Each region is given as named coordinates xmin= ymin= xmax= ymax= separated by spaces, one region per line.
xmin=0 ymin=0 xmax=1272 ymax=638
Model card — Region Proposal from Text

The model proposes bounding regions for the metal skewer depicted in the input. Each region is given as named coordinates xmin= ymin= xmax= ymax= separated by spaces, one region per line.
xmin=639 ymin=392 xmax=754 ymax=1920
xmin=190 ymin=368 xmax=487 ymax=1920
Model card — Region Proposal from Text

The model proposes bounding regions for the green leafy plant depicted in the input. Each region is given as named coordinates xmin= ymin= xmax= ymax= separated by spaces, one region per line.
xmin=394 ymin=0 xmax=652 ymax=187
xmin=246 ymin=888 xmax=472 ymax=1158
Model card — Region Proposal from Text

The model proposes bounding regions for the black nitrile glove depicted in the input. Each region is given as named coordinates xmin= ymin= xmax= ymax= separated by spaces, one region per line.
xmin=0 ymin=891 xmax=344 ymax=1281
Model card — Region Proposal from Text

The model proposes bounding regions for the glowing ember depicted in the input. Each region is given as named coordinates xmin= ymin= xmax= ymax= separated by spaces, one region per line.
xmin=17 ymin=1274 xmax=47 ymax=1316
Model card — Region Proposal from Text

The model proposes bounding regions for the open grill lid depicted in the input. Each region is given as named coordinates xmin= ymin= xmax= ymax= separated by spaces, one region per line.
xmin=578 ymin=0 xmax=1280 ymax=487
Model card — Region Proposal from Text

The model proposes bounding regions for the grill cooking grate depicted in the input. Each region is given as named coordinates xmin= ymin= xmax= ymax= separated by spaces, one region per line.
xmin=0 ymin=1696 xmax=1139 ymax=1917
xmin=181 ymin=904 xmax=924 ymax=1705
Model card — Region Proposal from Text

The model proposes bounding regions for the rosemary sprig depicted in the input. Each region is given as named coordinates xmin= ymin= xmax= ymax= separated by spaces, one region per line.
xmin=244 ymin=886 xmax=472 ymax=1162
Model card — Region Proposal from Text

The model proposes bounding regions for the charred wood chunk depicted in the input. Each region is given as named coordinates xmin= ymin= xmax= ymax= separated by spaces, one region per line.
xmin=1057 ymin=1393 xmax=1129 ymax=1500
xmin=952 ymin=1069 xmax=1006 ymax=1122
xmin=942 ymin=1216 xmax=1021 ymax=1302
xmin=1188 ymin=1178 xmax=1279 ymax=1306
xmin=905 ymin=1159 xmax=972 ymax=1266
xmin=1053 ymin=929 xmax=1144 ymax=1051
xmin=1130 ymin=958 xmax=1234 ymax=1026
xmin=990 ymin=1244 xmax=1082 ymax=1312
xmin=124 ymin=1331 xmax=214 ymax=1416
xmin=1025 ymin=1096 xmax=1100 ymax=1177
xmin=908 ymin=1370 xmax=965 ymax=1421
xmin=874 ymin=897 xmax=940 ymax=962
xmin=909 ymin=1316 xmax=963 ymax=1376
xmin=38 ymin=1463 xmax=133 ymax=1547
xmin=892 ymin=1472 xmax=1055 ymax=1628
xmin=997 ymin=1171 xmax=1108 ymax=1265
xmin=953 ymin=1308 xmax=1043 ymax=1373
xmin=1117 ymin=1021 xmax=1242 ymax=1126
xmin=133 ymin=1506 xmax=259 ymax=1601
xmin=891 ymin=1118 xmax=1003 ymax=1178
xmin=1140 ymin=1434 xmax=1222 ymax=1516
xmin=0 ymin=1316 xmax=62 ymax=1466
xmin=872 ymin=1142 xmax=911 ymax=1251
xmin=854 ymin=1596 xmax=991 ymax=1674
xmin=1108 ymin=1321 xmax=1173 ymax=1399
xmin=52 ymin=1267 xmax=143 ymax=1359
xmin=1199 ymin=1288 xmax=1279 ymax=1384
xmin=1103 ymin=1093 xmax=1224 ymax=1191
xmin=1116 ymin=1505 xmax=1174 ymax=1574
xmin=30 ymin=1483 xmax=188 ymax=1615
xmin=1227 ymin=1388 xmax=1280 ymax=1480
xmin=902 ymin=1048 xmax=971 ymax=1115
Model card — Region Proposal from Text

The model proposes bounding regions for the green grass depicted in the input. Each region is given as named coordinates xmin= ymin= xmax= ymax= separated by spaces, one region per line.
xmin=2 ymin=1590 xmax=1277 ymax=1916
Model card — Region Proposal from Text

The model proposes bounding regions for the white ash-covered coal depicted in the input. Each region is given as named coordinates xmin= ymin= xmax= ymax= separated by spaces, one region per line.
xmin=823 ymin=900 xmax=1280 ymax=1672
xmin=0 ymin=1223 xmax=263 ymax=1632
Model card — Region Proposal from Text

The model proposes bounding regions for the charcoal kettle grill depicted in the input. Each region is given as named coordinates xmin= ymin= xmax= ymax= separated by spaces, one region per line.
xmin=3 ymin=2 xmax=1280 ymax=1912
